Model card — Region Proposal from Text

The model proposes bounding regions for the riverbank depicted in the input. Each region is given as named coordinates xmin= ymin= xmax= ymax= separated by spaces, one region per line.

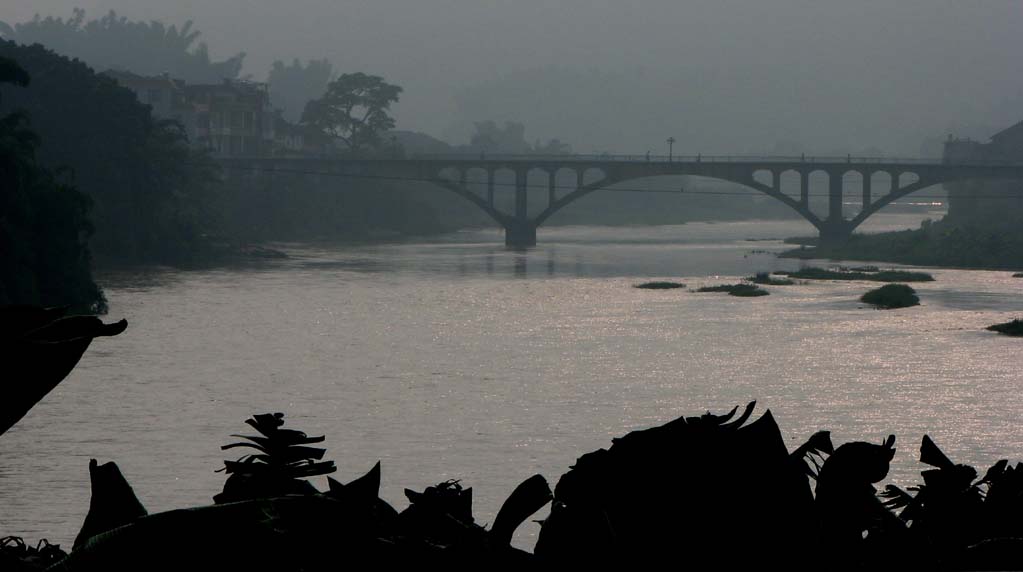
xmin=780 ymin=219 xmax=1023 ymax=271
xmin=89 ymin=225 xmax=488 ymax=271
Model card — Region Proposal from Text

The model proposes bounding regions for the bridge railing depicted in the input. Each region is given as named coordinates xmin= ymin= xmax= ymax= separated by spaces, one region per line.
xmin=401 ymin=153 xmax=1023 ymax=166
xmin=223 ymin=153 xmax=1023 ymax=167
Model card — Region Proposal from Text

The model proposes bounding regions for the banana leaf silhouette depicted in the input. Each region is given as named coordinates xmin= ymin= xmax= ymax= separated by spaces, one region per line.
xmin=214 ymin=412 xmax=336 ymax=503
xmin=73 ymin=460 xmax=147 ymax=550
xmin=0 ymin=305 xmax=126 ymax=436
xmin=535 ymin=402 xmax=819 ymax=568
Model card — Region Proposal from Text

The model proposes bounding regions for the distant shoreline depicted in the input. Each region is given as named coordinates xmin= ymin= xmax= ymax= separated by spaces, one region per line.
xmin=780 ymin=224 xmax=1023 ymax=272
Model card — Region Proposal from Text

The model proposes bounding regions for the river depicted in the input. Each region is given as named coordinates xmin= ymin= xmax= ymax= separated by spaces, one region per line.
xmin=3 ymin=211 xmax=1023 ymax=550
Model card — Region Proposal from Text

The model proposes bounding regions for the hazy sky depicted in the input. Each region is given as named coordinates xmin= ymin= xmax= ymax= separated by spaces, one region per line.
xmin=4 ymin=1 xmax=1021 ymax=154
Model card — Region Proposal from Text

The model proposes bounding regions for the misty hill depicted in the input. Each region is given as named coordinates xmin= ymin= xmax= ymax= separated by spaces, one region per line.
xmin=0 ymin=9 xmax=244 ymax=83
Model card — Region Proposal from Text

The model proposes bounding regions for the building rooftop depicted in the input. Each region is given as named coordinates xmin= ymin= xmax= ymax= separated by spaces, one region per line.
xmin=990 ymin=119 xmax=1023 ymax=145
xmin=102 ymin=69 xmax=185 ymax=91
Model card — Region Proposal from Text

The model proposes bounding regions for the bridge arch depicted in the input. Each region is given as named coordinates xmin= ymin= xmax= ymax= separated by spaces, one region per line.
xmin=842 ymin=170 xmax=864 ymax=218
xmin=848 ymin=178 xmax=939 ymax=231
xmin=532 ymin=171 xmax=829 ymax=232
xmin=870 ymin=171 xmax=894 ymax=195
xmin=428 ymin=167 xmax=512 ymax=227
xmin=420 ymin=166 xmax=1019 ymax=246
xmin=898 ymin=172 xmax=920 ymax=188
xmin=777 ymin=169 xmax=801 ymax=202
xmin=752 ymin=169 xmax=775 ymax=187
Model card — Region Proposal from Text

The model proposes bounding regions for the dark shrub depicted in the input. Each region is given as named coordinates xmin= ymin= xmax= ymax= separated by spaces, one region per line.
xmin=748 ymin=272 xmax=794 ymax=286
xmin=779 ymin=267 xmax=933 ymax=282
xmin=697 ymin=283 xmax=769 ymax=297
xmin=635 ymin=281 xmax=685 ymax=290
xmin=860 ymin=284 xmax=919 ymax=309
xmin=987 ymin=319 xmax=1023 ymax=337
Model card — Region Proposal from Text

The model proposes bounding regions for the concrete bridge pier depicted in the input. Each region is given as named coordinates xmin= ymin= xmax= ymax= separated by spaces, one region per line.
xmin=487 ymin=170 xmax=495 ymax=207
xmin=503 ymin=169 xmax=538 ymax=247
xmin=514 ymin=168 xmax=528 ymax=220
xmin=813 ymin=169 xmax=854 ymax=244
xmin=505 ymin=220 xmax=537 ymax=248
xmin=818 ymin=220 xmax=853 ymax=245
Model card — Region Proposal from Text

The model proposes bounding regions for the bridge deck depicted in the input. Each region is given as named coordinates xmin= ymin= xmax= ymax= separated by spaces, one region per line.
xmin=217 ymin=154 xmax=1023 ymax=247
xmin=220 ymin=154 xmax=1023 ymax=168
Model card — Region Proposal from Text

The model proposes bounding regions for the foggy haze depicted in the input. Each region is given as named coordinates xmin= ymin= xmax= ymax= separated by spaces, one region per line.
xmin=4 ymin=0 xmax=1021 ymax=154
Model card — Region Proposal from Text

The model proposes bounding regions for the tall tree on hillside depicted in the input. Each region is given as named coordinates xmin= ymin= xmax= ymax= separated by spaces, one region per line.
xmin=0 ymin=56 xmax=29 ymax=90
xmin=0 ymin=40 xmax=221 ymax=265
xmin=0 ymin=9 xmax=244 ymax=83
xmin=268 ymin=58 xmax=333 ymax=122
xmin=0 ymin=55 xmax=104 ymax=310
xmin=301 ymin=72 xmax=402 ymax=154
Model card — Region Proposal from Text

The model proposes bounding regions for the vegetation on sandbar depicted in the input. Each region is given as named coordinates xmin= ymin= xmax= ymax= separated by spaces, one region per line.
xmin=987 ymin=319 xmax=1023 ymax=337
xmin=777 ymin=266 xmax=933 ymax=283
xmin=1012 ymin=272 xmax=1023 ymax=278
xmin=747 ymin=272 xmax=794 ymax=286
xmin=697 ymin=283 xmax=769 ymax=297
xmin=860 ymin=284 xmax=920 ymax=309
xmin=635 ymin=281 xmax=686 ymax=290
xmin=781 ymin=220 xmax=1023 ymax=270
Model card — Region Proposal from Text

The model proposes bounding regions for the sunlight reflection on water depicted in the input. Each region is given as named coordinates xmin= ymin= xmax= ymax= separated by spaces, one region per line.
xmin=2 ymin=214 xmax=1022 ymax=551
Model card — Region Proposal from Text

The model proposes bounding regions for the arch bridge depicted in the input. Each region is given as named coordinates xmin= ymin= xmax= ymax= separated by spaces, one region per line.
xmin=218 ymin=155 xmax=1023 ymax=247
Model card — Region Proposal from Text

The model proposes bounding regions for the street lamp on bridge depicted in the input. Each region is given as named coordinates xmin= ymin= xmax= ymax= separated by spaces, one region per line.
xmin=667 ymin=137 xmax=676 ymax=162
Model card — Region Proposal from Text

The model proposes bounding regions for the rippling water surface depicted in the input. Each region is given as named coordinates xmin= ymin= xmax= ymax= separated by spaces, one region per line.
xmin=3 ymin=214 xmax=1022 ymax=549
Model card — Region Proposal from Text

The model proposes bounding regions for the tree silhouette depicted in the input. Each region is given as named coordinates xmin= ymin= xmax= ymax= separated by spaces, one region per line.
xmin=268 ymin=58 xmax=333 ymax=122
xmin=0 ymin=40 xmax=221 ymax=265
xmin=0 ymin=55 xmax=104 ymax=310
xmin=0 ymin=9 xmax=244 ymax=83
xmin=301 ymin=72 xmax=402 ymax=154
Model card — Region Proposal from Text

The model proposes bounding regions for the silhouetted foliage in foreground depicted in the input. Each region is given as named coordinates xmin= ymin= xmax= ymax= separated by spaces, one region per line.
xmin=28 ymin=403 xmax=1023 ymax=570
xmin=7 ymin=319 xmax=1023 ymax=572
xmin=72 ymin=460 xmax=146 ymax=551
xmin=0 ymin=305 xmax=125 ymax=437
xmin=0 ymin=536 xmax=66 ymax=571
xmin=987 ymin=319 xmax=1023 ymax=337
xmin=57 ymin=412 xmax=550 ymax=570
xmin=537 ymin=403 xmax=1023 ymax=570
xmin=214 ymin=413 xmax=336 ymax=503
xmin=860 ymin=284 xmax=920 ymax=309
